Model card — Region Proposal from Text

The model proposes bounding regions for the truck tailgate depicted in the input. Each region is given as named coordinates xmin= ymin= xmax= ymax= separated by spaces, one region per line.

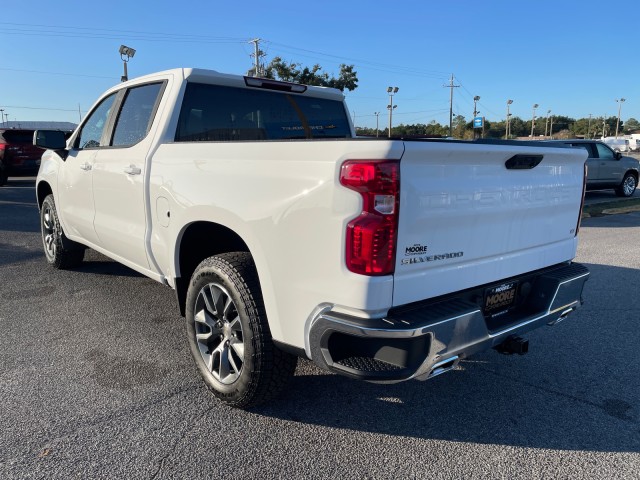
xmin=393 ymin=141 xmax=587 ymax=307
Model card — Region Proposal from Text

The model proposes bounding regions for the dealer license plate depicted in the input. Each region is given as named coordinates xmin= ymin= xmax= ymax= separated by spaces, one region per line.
xmin=484 ymin=282 xmax=518 ymax=314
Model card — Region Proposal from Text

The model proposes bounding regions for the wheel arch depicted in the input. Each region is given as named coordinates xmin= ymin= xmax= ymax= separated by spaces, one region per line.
xmin=36 ymin=181 xmax=53 ymax=209
xmin=174 ymin=220 xmax=252 ymax=316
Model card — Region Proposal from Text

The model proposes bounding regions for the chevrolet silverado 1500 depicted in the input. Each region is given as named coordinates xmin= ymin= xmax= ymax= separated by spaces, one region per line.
xmin=34 ymin=68 xmax=589 ymax=408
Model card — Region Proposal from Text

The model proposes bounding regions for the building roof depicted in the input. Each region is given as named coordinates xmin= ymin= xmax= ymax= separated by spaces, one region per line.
xmin=2 ymin=121 xmax=77 ymax=130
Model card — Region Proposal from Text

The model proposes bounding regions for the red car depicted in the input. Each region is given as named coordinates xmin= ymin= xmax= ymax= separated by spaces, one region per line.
xmin=0 ymin=129 xmax=44 ymax=186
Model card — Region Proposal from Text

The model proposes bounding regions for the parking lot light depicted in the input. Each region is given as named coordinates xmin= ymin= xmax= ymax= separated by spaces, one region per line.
xmin=615 ymin=98 xmax=625 ymax=138
xmin=119 ymin=45 xmax=136 ymax=82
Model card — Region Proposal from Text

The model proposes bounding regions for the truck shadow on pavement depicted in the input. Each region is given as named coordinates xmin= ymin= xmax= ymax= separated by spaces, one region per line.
xmin=252 ymin=262 xmax=639 ymax=453
xmin=76 ymin=250 xmax=144 ymax=278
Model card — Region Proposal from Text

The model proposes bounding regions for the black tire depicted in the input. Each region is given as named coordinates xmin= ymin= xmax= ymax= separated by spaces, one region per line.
xmin=615 ymin=172 xmax=637 ymax=197
xmin=0 ymin=165 xmax=7 ymax=187
xmin=40 ymin=194 xmax=85 ymax=269
xmin=185 ymin=252 xmax=297 ymax=408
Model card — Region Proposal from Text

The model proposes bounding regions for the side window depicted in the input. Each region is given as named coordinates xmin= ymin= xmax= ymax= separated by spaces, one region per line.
xmin=111 ymin=83 xmax=163 ymax=147
xmin=76 ymin=93 xmax=117 ymax=149
xmin=595 ymin=143 xmax=615 ymax=160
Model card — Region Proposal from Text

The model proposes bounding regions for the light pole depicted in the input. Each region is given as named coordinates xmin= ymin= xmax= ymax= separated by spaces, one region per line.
xmin=544 ymin=110 xmax=551 ymax=137
xmin=530 ymin=104 xmax=539 ymax=138
xmin=506 ymin=99 xmax=513 ymax=139
xmin=473 ymin=95 xmax=480 ymax=139
xmin=374 ymin=112 xmax=380 ymax=138
xmin=387 ymin=86 xmax=398 ymax=138
xmin=549 ymin=114 xmax=554 ymax=138
xmin=587 ymin=113 xmax=592 ymax=139
xmin=0 ymin=109 xmax=3 ymax=127
xmin=119 ymin=44 xmax=136 ymax=82
xmin=615 ymin=98 xmax=625 ymax=137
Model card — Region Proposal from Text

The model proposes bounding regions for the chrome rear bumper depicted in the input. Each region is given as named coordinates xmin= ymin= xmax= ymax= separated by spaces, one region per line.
xmin=307 ymin=262 xmax=589 ymax=383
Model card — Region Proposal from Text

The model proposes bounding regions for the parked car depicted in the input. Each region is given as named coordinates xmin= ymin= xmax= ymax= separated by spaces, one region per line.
xmin=0 ymin=129 xmax=43 ymax=186
xmin=547 ymin=139 xmax=639 ymax=197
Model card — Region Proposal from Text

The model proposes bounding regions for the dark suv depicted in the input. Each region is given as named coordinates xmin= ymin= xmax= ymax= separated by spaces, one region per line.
xmin=0 ymin=129 xmax=44 ymax=186
xmin=547 ymin=139 xmax=640 ymax=197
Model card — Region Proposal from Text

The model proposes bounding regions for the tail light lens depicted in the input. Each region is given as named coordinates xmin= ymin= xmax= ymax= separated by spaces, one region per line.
xmin=340 ymin=160 xmax=400 ymax=275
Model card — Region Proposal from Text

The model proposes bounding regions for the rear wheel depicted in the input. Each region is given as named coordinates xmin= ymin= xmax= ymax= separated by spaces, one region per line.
xmin=615 ymin=172 xmax=637 ymax=197
xmin=185 ymin=253 xmax=297 ymax=408
xmin=41 ymin=194 xmax=85 ymax=269
xmin=0 ymin=164 xmax=7 ymax=187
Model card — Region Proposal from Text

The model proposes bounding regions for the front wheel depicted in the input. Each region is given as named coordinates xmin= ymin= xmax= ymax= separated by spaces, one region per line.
xmin=185 ymin=253 xmax=297 ymax=408
xmin=41 ymin=194 xmax=85 ymax=269
xmin=615 ymin=172 xmax=637 ymax=197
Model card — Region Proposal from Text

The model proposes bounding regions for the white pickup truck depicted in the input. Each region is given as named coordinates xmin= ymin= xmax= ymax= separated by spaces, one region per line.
xmin=35 ymin=68 xmax=590 ymax=408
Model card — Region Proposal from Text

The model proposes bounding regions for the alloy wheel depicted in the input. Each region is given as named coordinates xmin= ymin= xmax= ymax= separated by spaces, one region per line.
xmin=193 ymin=282 xmax=244 ymax=385
xmin=42 ymin=205 xmax=57 ymax=259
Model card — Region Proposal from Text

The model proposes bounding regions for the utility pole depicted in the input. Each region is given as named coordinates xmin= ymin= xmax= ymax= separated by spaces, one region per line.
xmin=549 ymin=114 xmax=554 ymax=138
xmin=249 ymin=38 xmax=265 ymax=77
xmin=615 ymin=98 xmax=625 ymax=137
xmin=444 ymin=74 xmax=459 ymax=137
xmin=374 ymin=112 xmax=380 ymax=137
xmin=530 ymin=104 xmax=539 ymax=138
xmin=587 ymin=113 xmax=592 ymax=139
xmin=0 ymin=109 xmax=3 ymax=127
xmin=78 ymin=104 xmax=82 ymax=123
xmin=387 ymin=86 xmax=398 ymax=138
xmin=506 ymin=99 xmax=513 ymax=139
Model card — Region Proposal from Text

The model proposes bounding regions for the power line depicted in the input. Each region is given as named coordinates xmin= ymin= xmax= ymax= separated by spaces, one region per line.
xmin=0 ymin=104 xmax=86 ymax=113
xmin=0 ymin=22 xmax=247 ymax=43
xmin=267 ymin=41 xmax=450 ymax=80
xmin=0 ymin=67 xmax=114 ymax=80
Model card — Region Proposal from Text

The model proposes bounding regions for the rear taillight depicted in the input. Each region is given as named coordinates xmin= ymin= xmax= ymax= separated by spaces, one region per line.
xmin=340 ymin=160 xmax=400 ymax=276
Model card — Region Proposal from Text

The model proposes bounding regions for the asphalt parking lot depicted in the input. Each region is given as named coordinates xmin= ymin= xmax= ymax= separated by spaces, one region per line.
xmin=1 ymin=178 xmax=639 ymax=479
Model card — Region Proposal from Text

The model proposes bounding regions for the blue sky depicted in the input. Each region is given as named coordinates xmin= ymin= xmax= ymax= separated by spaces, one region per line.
xmin=1 ymin=1 xmax=637 ymax=129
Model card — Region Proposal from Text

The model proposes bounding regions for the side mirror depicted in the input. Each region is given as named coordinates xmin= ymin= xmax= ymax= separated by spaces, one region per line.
xmin=615 ymin=151 xmax=622 ymax=160
xmin=33 ymin=130 xmax=67 ymax=150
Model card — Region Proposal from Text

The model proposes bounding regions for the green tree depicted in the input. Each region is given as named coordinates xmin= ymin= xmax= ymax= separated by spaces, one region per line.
xmin=263 ymin=56 xmax=358 ymax=91
xmin=624 ymin=117 xmax=640 ymax=133
xmin=450 ymin=115 xmax=465 ymax=138
xmin=547 ymin=115 xmax=574 ymax=137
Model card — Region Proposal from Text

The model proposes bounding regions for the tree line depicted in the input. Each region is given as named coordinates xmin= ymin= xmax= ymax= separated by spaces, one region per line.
xmin=356 ymin=116 xmax=640 ymax=139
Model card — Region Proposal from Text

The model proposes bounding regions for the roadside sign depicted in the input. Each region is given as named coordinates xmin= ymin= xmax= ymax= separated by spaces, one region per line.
xmin=473 ymin=116 xmax=484 ymax=129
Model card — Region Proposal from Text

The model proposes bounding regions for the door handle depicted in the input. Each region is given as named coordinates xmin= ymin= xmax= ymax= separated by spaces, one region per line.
xmin=124 ymin=165 xmax=142 ymax=175
xmin=79 ymin=162 xmax=92 ymax=171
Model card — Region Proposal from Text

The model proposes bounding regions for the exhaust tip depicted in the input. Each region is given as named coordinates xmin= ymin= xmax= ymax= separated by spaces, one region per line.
xmin=428 ymin=355 xmax=460 ymax=379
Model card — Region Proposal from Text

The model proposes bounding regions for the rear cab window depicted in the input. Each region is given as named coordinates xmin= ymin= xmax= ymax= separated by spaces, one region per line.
xmin=175 ymin=83 xmax=351 ymax=142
